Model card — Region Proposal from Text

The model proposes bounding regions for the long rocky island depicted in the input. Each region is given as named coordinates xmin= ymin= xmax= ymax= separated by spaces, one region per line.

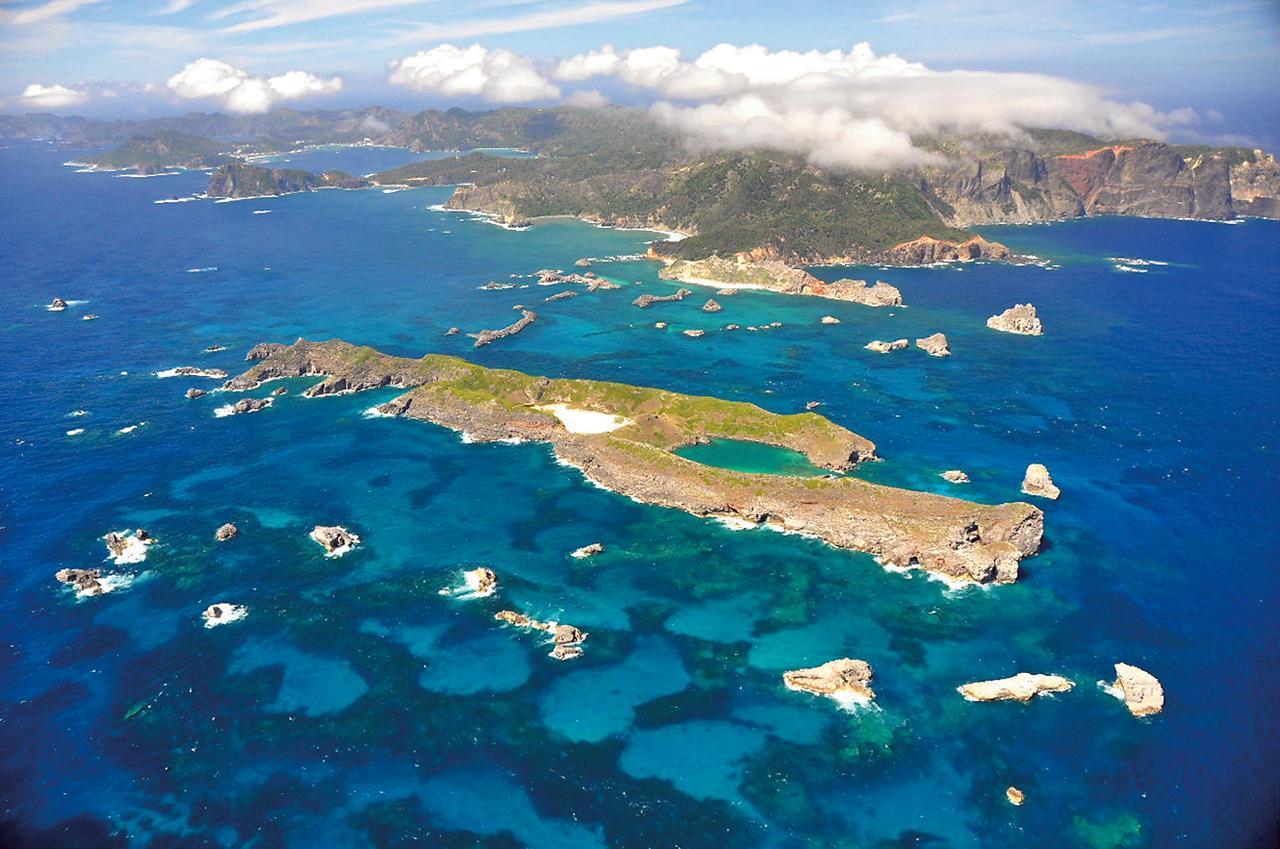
xmin=221 ymin=339 xmax=1044 ymax=584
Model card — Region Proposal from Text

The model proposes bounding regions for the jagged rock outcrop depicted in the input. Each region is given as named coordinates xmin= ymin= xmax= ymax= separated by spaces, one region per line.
xmin=158 ymin=366 xmax=228 ymax=379
xmin=55 ymin=568 xmax=107 ymax=596
xmin=207 ymin=162 xmax=370 ymax=199
xmin=495 ymin=610 xmax=588 ymax=660
xmin=941 ymin=470 xmax=970 ymax=484
xmin=215 ymin=523 xmax=238 ymax=542
xmin=464 ymin=567 xmax=498 ymax=597
xmin=545 ymin=290 xmax=578 ymax=302
xmin=1103 ymin=663 xmax=1164 ymax=717
xmin=1021 ymin=464 xmax=1060 ymax=500
xmin=310 ymin=525 xmax=360 ymax=557
xmin=866 ymin=339 xmax=909 ymax=354
xmin=202 ymin=602 xmax=248 ymax=628
xmin=702 ymin=299 xmax=722 ymax=313
xmin=570 ymin=542 xmax=604 ymax=558
xmin=1052 ymin=143 xmax=1234 ymax=220
xmin=958 ymin=673 xmax=1074 ymax=702
xmin=633 ymin=288 xmax=692 ymax=308
xmin=185 ymin=388 xmax=207 ymax=400
xmin=49 ymin=297 xmax=68 ymax=311
xmin=783 ymin=658 xmax=875 ymax=700
xmin=884 ymin=236 xmax=1011 ymax=265
xmin=987 ymin=304 xmax=1043 ymax=335
xmin=916 ymin=333 xmax=951 ymax=357
xmin=469 ymin=309 xmax=537 ymax=348
xmin=228 ymin=397 xmax=272 ymax=415
xmin=228 ymin=339 xmax=1046 ymax=584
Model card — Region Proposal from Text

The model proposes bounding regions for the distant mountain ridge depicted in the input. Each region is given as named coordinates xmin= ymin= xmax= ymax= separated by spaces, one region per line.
xmin=8 ymin=105 xmax=1277 ymax=263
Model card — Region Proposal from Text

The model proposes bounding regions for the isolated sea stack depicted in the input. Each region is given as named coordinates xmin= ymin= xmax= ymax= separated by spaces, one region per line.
xmin=958 ymin=673 xmax=1074 ymax=702
xmin=1103 ymin=663 xmax=1165 ymax=717
xmin=987 ymin=304 xmax=1044 ymax=335
xmin=1021 ymin=464 xmax=1060 ymax=499
xmin=783 ymin=658 xmax=875 ymax=701
xmin=916 ymin=333 xmax=951 ymax=357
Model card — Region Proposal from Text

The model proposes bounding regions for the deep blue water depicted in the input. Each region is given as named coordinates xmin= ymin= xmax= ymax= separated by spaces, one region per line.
xmin=1 ymin=142 xmax=1277 ymax=849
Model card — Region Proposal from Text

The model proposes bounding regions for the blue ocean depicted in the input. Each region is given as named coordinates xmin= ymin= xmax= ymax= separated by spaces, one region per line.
xmin=1 ymin=142 xmax=1276 ymax=849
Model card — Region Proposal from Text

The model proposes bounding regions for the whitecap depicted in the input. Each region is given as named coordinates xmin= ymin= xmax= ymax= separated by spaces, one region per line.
xmin=67 ymin=410 xmax=88 ymax=417
xmin=66 ymin=428 xmax=85 ymax=436
xmin=104 ymin=530 xmax=152 ymax=565
xmin=186 ymin=267 xmax=217 ymax=273
xmin=252 ymin=209 xmax=272 ymax=215
xmin=117 ymin=422 xmax=147 ymax=434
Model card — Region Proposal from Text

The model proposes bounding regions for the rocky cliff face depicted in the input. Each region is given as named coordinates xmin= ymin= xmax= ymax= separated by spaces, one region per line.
xmin=1230 ymin=151 xmax=1280 ymax=218
xmin=207 ymin=163 xmax=370 ymax=199
xmin=925 ymin=141 xmax=1246 ymax=225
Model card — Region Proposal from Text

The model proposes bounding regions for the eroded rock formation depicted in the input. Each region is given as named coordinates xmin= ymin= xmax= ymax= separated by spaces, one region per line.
xmin=957 ymin=673 xmax=1074 ymax=702
xmin=1103 ymin=663 xmax=1164 ymax=717
xmin=987 ymin=304 xmax=1044 ymax=335
xmin=783 ymin=658 xmax=875 ymax=701
xmin=1021 ymin=464 xmax=1060 ymax=500
xmin=916 ymin=333 xmax=951 ymax=357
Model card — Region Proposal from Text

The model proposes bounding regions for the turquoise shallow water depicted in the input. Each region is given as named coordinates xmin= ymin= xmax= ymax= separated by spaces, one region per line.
xmin=0 ymin=143 xmax=1277 ymax=848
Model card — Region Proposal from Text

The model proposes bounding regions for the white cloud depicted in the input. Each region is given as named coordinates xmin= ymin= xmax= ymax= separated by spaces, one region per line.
xmin=17 ymin=83 xmax=88 ymax=108
xmin=388 ymin=44 xmax=559 ymax=103
xmin=3 ymin=0 xmax=103 ymax=26
xmin=165 ymin=58 xmax=342 ymax=113
xmin=158 ymin=0 xmax=195 ymax=13
xmin=555 ymin=41 xmax=1203 ymax=170
xmin=565 ymin=89 xmax=609 ymax=108
xmin=401 ymin=0 xmax=687 ymax=41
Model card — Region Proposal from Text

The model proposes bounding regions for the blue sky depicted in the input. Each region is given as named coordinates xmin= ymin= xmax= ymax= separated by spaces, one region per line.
xmin=1 ymin=0 xmax=1276 ymax=149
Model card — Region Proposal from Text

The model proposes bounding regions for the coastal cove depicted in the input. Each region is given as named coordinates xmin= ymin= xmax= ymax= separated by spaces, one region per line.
xmin=1 ymin=142 xmax=1277 ymax=849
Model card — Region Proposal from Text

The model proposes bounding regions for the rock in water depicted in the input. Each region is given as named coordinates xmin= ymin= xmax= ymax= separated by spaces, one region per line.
xmin=1007 ymin=787 xmax=1026 ymax=806
xmin=494 ymin=609 xmax=588 ymax=660
xmin=570 ymin=542 xmax=604 ymax=559
xmin=445 ymin=327 xmax=460 ymax=336
xmin=957 ymin=673 xmax=1074 ymax=702
xmin=215 ymin=523 xmax=238 ymax=542
xmin=783 ymin=658 xmax=875 ymax=701
xmin=1021 ymin=464 xmax=1060 ymax=499
xmin=916 ymin=333 xmax=951 ymax=357
xmin=202 ymin=602 xmax=248 ymax=628
xmin=55 ymin=568 xmax=104 ymax=596
xmin=682 ymin=329 xmax=705 ymax=338
xmin=702 ymin=299 xmax=722 ymax=313
xmin=633 ymin=288 xmax=692 ymax=308
xmin=1103 ymin=663 xmax=1164 ymax=717
xmin=49 ymin=297 xmax=68 ymax=311
xmin=941 ymin=470 xmax=970 ymax=484
xmin=820 ymin=315 xmax=840 ymax=324
xmin=464 ymin=567 xmax=498 ymax=597
xmin=574 ymin=257 xmax=591 ymax=268
xmin=185 ymin=388 xmax=207 ymax=400
xmin=310 ymin=525 xmax=360 ymax=557
xmin=866 ymin=339 xmax=909 ymax=354
xmin=987 ymin=303 xmax=1044 ymax=335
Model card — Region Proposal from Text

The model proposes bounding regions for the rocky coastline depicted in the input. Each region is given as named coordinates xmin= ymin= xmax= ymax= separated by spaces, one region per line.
xmin=223 ymin=339 xmax=1045 ymax=584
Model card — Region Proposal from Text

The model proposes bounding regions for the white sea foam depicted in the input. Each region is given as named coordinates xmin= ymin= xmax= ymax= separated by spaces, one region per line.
xmin=79 ymin=572 xmax=136 ymax=599
xmin=156 ymin=367 xmax=227 ymax=379
xmin=252 ymin=209 xmax=272 ymax=215
xmin=186 ymin=267 xmax=217 ymax=273
xmin=116 ymin=171 xmax=180 ymax=179
xmin=117 ymin=422 xmax=146 ymax=434
xmin=154 ymin=196 xmax=202 ymax=204
xmin=1114 ymin=265 xmax=1148 ymax=273
xmin=67 ymin=409 xmax=88 ymax=417
xmin=361 ymin=405 xmax=394 ymax=419
xmin=66 ymin=428 xmax=85 ymax=436
xmin=104 ymin=530 xmax=152 ymax=565
xmin=202 ymin=603 xmax=249 ymax=628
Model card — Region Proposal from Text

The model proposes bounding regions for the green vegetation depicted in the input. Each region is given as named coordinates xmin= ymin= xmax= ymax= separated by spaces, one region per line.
xmin=206 ymin=162 xmax=369 ymax=198
xmin=91 ymin=130 xmax=235 ymax=170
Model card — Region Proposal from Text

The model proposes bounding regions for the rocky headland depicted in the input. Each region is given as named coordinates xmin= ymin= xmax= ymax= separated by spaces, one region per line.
xmin=468 ymin=309 xmax=536 ymax=348
xmin=207 ymin=162 xmax=370 ymax=199
xmin=658 ymin=256 xmax=904 ymax=306
xmin=223 ymin=339 xmax=1045 ymax=584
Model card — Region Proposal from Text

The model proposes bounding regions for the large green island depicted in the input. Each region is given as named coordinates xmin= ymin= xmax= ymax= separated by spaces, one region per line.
xmin=222 ymin=339 xmax=1044 ymax=584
